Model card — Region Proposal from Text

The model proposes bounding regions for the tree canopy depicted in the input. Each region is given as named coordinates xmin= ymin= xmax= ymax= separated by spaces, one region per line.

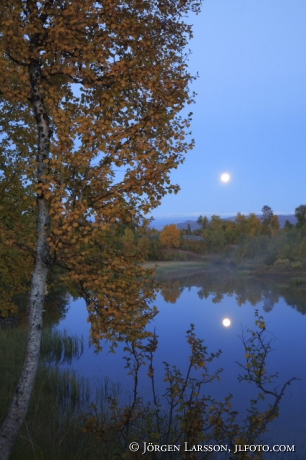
xmin=295 ymin=204 xmax=306 ymax=229
xmin=0 ymin=0 xmax=201 ymax=336
xmin=0 ymin=0 xmax=201 ymax=456
xmin=160 ymin=223 xmax=181 ymax=248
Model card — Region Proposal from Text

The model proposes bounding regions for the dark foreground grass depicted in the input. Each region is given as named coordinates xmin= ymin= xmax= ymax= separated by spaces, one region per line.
xmin=0 ymin=326 xmax=120 ymax=460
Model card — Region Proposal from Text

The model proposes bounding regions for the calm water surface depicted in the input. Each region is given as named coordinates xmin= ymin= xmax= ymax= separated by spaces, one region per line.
xmin=56 ymin=271 xmax=306 ymax=458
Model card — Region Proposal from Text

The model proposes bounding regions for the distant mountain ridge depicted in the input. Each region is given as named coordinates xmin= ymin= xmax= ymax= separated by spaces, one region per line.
xmin=152 ymin=215 xmax=297 ymax=231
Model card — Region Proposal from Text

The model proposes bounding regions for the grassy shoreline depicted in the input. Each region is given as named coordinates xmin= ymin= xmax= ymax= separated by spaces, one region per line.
xmin=143 ymin=260 xmax=210 ymax=278
xmin=143 ymin=257 xmax=306 ymax=286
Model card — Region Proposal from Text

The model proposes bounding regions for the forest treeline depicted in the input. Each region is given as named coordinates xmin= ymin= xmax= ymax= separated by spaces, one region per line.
xmin=120 ymin=205 xmax=306 ymax=266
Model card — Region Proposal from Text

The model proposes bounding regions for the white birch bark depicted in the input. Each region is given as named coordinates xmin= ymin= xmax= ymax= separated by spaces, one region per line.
xmin=0 ymin=61 xmax=51 ymax=460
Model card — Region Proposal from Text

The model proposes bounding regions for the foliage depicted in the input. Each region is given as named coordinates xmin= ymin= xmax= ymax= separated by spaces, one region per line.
xmin=180 ymin=238 xmax=206 ymax=255
xmin=142 ymin=204 xmax=306 ymax=267
xmin=0 ymin=0 xmax=202 ymax=343
xmin=160 ymin=224 xmax=181 ymax=249
xmin=191 ymin=209 xmax=280 ymax=254
xmin=197 ymin=215 xmax=209 ymax=231
xmin=261 ymin=206 xmax=274 ymax=225
xmin=203 ymin=215 xmax=227 ymax=251
xmin=121 ymin=228 xmax=135 ymax=247
xmin=0 ymin=0 xmax=202 ymax=454
xmin=239 ymin=225 xmax=306 ymax=266
xmin=246 ymin=213 xmax=262 ymax=237
xmin=295 ymin=204 xmax=306 ymax=230
xmin=174 ymin=205 xmax=306 ymax=265
xmin=0 ymin=155 xmax=34 ymax=317
xmin=261 ymin=206 xmax=279 ymax=237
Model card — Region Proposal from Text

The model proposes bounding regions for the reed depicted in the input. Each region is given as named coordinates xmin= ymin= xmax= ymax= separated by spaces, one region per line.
xmin=41 ymin=328 xmax=84 ymax=364
xmin=0 ymin=326 xmax=117 ymax=460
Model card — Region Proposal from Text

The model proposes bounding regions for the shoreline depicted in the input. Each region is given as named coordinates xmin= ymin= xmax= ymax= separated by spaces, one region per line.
xmin=143 ymin=258 xmax=306 ymax=286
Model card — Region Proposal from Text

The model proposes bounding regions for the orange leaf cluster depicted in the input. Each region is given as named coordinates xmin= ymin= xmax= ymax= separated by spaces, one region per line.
xmin=0 ymin=0 xmax=200 ymax=343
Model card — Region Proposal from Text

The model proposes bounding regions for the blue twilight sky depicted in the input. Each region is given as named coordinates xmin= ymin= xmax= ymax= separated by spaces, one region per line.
xmin=151 ymin=0 xmax=306 ymax=223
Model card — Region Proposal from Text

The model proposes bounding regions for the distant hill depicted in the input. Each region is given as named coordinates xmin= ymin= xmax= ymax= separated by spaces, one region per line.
xmin=274 ymin=215 xmax=297 ymax=228
xmin=176 ymin=220 xmax=201 ymax=231
xmin=158 ymin=215 xmax=297 ymax=231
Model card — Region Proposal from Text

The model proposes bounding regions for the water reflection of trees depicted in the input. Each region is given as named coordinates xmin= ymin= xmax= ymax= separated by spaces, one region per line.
xmin=279 ymin=285 xmax=306 ymax=315
xmin=160 ymin=280 xmax=183 ymax=304
xmin=157 ymin=269 xmax=306 ymax=315
xmin=83 ymin=311 xmax=299 ymax=460
xmin=10 ymin=283 xmax=70 ymax=329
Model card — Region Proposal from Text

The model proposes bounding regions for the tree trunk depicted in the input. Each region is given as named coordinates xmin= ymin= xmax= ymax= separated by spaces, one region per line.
xmin=0 ymin=61 xmax=51 ymax=460
xmin=0 ymin=256 xmax=49 ymax=459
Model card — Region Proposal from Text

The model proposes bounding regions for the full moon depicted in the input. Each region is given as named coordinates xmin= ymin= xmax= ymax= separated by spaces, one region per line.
xmin=220 ymin=173 xmax=231 ymax=183
xmin=222 ymin=318 xmax=231 ymax=327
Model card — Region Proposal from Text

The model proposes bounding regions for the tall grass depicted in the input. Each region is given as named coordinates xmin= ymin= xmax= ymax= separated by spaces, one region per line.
xmin=41 ymin=328 xmax=84 ymax=364
xmin=0 ymin=326 xmax=120 ymax=460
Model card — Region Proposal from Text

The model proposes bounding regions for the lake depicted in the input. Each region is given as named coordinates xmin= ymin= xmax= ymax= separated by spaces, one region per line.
xmin=56 ymin=270 xmax=306 ymax=459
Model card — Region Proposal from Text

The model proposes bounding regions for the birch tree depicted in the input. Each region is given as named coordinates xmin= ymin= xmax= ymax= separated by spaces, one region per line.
xmin=0 ymin=0 xmax=201 ymax=457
